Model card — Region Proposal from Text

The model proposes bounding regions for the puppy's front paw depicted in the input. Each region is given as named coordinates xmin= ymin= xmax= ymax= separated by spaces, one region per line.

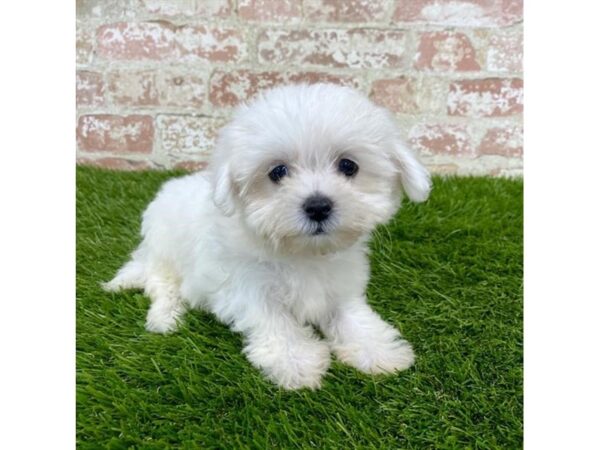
xmin=245 ymin=338 xmax=331 ymax=390
xmin=334 ymin=338 xmax=415 ymax=375
xmin=145 ymin=307 xmax=181 ymax=334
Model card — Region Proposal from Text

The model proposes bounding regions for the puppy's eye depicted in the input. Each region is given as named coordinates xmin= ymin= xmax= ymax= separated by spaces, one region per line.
xmin=268 ymin=164 xmax=288 ymax=183
xmin=338 ymin=159 xmax=359 ymax=177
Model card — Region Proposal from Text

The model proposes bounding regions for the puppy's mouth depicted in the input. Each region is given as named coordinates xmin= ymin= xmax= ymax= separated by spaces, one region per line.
xmin=312 ymin=224 xmax=326 ymax=236
xmin=309 ymin=220 xmax=337 ymax=236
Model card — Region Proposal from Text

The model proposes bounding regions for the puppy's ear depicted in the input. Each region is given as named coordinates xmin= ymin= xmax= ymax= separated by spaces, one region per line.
xmin=212 ymin=160 xmax=236 ymax=216
xmin=391 ymin=138 xmax=431 ymax=203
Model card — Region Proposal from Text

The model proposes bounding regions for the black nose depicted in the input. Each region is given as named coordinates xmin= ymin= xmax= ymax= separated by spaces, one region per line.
xmin=303 ymin=195 xmax=333 ymax=222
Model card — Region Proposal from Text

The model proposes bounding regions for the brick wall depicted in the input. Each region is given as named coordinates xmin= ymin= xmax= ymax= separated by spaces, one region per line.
xmin=76 ymin=0 xmax=523 ymax=176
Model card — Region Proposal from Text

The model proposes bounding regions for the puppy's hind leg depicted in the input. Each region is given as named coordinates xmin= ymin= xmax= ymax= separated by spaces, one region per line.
xmin=144 ymin=269 xmax=186 ymax=334
xmin=102 ymin=247 xmax=148 ymax=292
xmin=102 ymin=259 xmax=146 ymax=292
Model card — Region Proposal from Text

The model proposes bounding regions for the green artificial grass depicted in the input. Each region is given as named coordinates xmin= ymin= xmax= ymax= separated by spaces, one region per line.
xmin=76 ymin=166 xmax=523 ymax=449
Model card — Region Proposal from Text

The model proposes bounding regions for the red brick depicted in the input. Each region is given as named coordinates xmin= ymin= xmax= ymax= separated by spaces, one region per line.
xmin=77 ymin=157 xmax=153 ymax=171
xmin=409 ymin=123 xmax=475 ymax=157
xmin=486 ymin=29 xmax=523 ymax=72
xmin=304 ymin=0 xmax=389 ymax=22
xmin=97 ymin=22 xmax=246 ymax=62
xmin=258 ymin=28 xmax=406 ymax=68
xmin=77 ymin=115 xmax=154 ymax=153
xmin=76 ymin=0 xmax=136 ymax=19
xmin=415 ymin=32 xmax=480 ymax=72
xmin=173 ymin=160 xmax=209 ymax=171
xmin=156 ymin=71 xmax=206 ymax=108
xmin=76 ymin=25 xmax=94 ymax=65
xmin=448 ymin=78 xmax=523 ymax=117
xmin=394 ymin=0 xmax=522 ymax=27
xmin=107 ymin=70 xmax=157 ymax=106
xmin=428 ymin=163 xmax=460 ymax=175
xmin=106 ymin=70 xmax=206 ymax=108
xmin=76 ymin=71 xmax=105 ymax=107
xmin=210 ymin=71 xmax=284 ymax=107
xmin=370 ymin=77 xmax=446 ymax=114
xmin=287 ymin=72 xmax=360 ymax=88
xmin=209 ymin=70 xmax=360 ymax=107
xmin=157 ymin=115 xmax=225 ymax=159
xmin=140 ymin=0 xmax=231 ymax=16
xmin=478 ymin=125 xmax=523 ymax=156
xmin=238 ymin=0 xmax=301 ymax=21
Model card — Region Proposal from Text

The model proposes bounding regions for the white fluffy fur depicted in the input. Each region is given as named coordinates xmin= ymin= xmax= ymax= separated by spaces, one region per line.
xmin=104 ymin=84 xmax=431 ymax=389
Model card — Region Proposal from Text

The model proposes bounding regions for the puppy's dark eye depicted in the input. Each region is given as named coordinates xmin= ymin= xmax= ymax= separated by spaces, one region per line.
xmin=268 ymin=164 xmax=288 ymax=183
xmin=338 ymin=159 xmax=359 ymax=177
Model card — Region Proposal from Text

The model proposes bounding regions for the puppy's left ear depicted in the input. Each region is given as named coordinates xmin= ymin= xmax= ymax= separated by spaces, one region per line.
xmin=212 ymin=160 xmax=236 ymax=216
xmin=391 ymin=138 xmax=431 ymax=203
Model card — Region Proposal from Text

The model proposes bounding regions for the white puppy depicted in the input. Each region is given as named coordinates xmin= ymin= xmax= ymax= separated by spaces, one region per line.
xmin=104 ymin=83 xmax=431 ymax=389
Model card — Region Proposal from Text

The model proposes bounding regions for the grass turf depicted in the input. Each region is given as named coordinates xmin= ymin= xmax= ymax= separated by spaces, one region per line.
xmin=76 ymin=166 xmax=523 ymax=449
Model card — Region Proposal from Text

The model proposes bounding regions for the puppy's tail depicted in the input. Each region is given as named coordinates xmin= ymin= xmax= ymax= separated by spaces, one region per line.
xmin=102 ymin=250 xmax=147 ymax=293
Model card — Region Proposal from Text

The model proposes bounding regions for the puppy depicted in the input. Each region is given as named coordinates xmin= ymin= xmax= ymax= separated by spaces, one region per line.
xmin=104 ymin=83 xmax=431 ymax=389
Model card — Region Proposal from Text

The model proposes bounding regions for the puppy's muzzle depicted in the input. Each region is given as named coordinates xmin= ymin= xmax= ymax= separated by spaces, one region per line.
xmin=303 ymin=195 xmax=333 ymax=223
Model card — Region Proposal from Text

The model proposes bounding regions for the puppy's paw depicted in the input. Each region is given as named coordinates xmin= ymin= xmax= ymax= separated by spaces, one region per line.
xmin=145 ymin=307 xmax=181 ymax=334
xmin=334 ymin=338 xmax=415 ymax=375
xmin=245 ymin=338 xmax=331 ymax=390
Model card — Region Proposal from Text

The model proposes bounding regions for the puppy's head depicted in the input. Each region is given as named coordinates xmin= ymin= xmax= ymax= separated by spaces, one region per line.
xmin=210 ymin=84 xmax=431 ymax=254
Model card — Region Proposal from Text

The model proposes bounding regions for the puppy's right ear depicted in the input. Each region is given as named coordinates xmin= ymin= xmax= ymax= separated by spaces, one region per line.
xmin=391 ymin=138 xmax=432 ymax=203
xmin=212 ymin=160 xmax=236 ymax=216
